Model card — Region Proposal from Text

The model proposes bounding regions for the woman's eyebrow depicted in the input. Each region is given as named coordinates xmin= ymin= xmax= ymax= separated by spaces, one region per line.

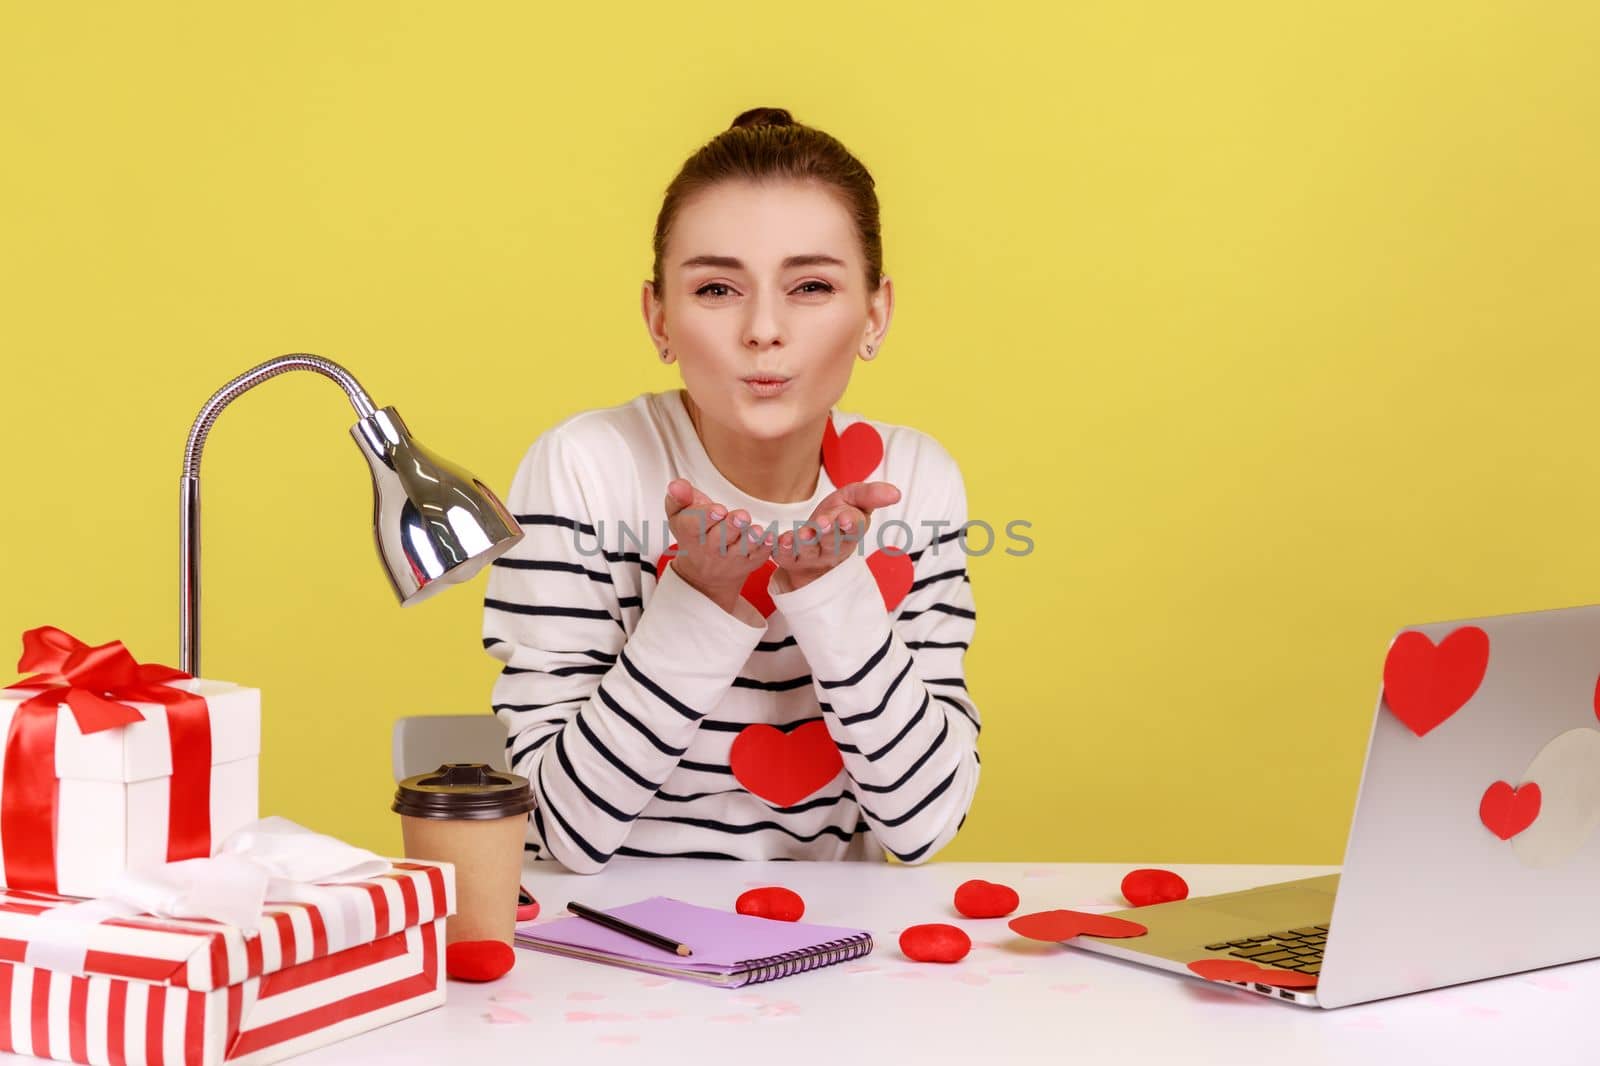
xmin=679 ymin=254 xmax=847 ymax=270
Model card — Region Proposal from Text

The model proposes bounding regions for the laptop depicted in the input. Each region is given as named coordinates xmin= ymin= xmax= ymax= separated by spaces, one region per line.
xmin=1067 ymin=601 xmax=1600 ymax=1008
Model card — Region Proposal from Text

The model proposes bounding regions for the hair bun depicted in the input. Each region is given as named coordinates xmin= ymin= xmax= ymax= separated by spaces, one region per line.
xmin=730 ymin=107 xmax=795 ymax=130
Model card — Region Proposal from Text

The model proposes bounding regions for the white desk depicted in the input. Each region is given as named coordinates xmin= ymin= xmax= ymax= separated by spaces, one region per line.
xmin=9 ymin=860 xmax=1600 ymax=1065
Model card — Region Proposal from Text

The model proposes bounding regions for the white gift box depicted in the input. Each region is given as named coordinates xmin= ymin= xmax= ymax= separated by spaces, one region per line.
xmin=0 ymin=678 xmax=261 ymax=898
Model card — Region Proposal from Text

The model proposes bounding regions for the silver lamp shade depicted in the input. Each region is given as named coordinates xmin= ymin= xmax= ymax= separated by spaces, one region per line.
xmin=353 ymin=405 xmax=524 ymax=605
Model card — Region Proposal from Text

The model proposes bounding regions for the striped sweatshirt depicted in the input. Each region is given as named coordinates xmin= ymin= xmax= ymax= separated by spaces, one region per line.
xmin=482 ymin=388 xmax=980 ymax=872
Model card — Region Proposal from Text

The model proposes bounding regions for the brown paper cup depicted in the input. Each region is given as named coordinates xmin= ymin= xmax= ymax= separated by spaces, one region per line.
xmin=392 ymin=763 xmax=535 ymax=947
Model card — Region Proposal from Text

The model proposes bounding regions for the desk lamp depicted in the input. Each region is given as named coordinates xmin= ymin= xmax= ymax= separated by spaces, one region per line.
xmin=178 ymin=354 xmax=523 ymax=675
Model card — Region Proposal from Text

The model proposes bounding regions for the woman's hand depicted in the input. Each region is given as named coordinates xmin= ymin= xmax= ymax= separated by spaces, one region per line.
xmin=663 ymin=478 xmax=777 ymax=613
xmin=771 ymin=481 xmax=902 ymax=593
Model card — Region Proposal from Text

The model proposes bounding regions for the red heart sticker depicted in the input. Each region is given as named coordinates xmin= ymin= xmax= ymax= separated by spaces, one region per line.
xmin=866 ymin=549 xmax=914 ymax=612
xmin=729 ymin=722 xmax=844 ymax=807
xmin=656 ymin=548 xmax=778 ymax=619
xmin=1479 ymin=780 xmax=1541 ymax=840
xmin=1008 ymin=909 xmax=1148 ymax=942
xmin=1381 ymin=626 xmax=1490 ymax=737
xmin=822 ymin=417 xmax=884 ymax=487
xmin=1592 ymin=672 xmax=1600 ymax=723
xmin=1187 ymin=959 xmax=1318 ymax=988
xmin=1120 ymin=869 xmax=1190 ymax=908
xmin=735 ymin=886 xmax=806 ymax=922
xmin=740 ymin=560 xmax=778 ymax=618
xmin=899 ymin=923 xmax=971 ymax=963
xmin=954 ymin=879 xmax=1020 ymax=919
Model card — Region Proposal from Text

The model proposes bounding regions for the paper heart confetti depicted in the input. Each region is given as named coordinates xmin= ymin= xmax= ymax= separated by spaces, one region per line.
xmin=1479 ymin=780 xmax=1541 ymax=840
xmin=1187 ymin=959 xmax=1318 ymax=989
xmin=729 ymin=721 xmax=844 ymax=807
xmin=1381 ymin=626 xmax=1490 ymax=737
xmin=484 ymin=1006 xmax=530 ymax=1025
xmin=735 ymin=886 xmax=806 ymax=922
xmin=1120 ymin=868 xmax=1190 ymax=907
xmin=899 ymin=924 xmax=972 ymax=963
xmin=867 ymin=548 xmax=914 ymax=612
xmin=822 ymin=417 xmax=885 ymax=487
xmin=954 ymin=879 xmax=1020 ymax=919
xmin=1008 ymin=909 xmax=1148 ymax=942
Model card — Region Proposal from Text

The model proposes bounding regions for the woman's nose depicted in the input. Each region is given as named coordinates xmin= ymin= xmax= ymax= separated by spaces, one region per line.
xmin=742 ymin=293 xmax=784 ymax=350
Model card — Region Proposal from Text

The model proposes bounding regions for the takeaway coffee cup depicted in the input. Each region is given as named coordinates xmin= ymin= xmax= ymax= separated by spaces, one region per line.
xmin=392 ymin=763 xmax=535 ymax=946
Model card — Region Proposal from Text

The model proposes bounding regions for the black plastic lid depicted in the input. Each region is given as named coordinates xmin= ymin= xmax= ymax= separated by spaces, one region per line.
xmin=392 ymin=763 xmax=535 ymax=820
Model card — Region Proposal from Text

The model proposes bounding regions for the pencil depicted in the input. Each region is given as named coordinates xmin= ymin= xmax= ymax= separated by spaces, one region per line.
xmin=566 ymin=901 xmax=694 ymax=957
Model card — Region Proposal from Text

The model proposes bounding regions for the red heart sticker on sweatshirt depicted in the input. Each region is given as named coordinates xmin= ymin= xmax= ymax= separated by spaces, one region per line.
xmin=656 ymin=549 xmax=778 ymax=619
xmin=822 ymin=417 xmax=884 ymax=488
xmin=1008 ymin=909 xmax=1148 ymax=942
xmin=730 ymin=722 xmax=844 ymax=807
xmin=1381 ymin=626 xmax=1490 ymax=737
xmin=867 ymin=549 xmax=914 ymax=612
xmin=1479 ymin=780 xmax=1541 ymax=840
xmin=1187 ymin=959 xmax=1318 ymax=988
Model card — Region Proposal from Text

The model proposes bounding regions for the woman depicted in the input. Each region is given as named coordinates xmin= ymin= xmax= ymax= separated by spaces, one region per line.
xmin=483 ymin=106 xmax=980 ymax=872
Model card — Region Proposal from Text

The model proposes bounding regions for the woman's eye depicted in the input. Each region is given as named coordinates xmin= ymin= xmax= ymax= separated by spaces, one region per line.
xmin=694 ymin=281 xmax=834 ymax=298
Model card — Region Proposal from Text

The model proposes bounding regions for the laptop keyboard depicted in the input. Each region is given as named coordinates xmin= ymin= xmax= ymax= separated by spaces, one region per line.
xmin=1202 ymin=925 xmax=1328 ymax=975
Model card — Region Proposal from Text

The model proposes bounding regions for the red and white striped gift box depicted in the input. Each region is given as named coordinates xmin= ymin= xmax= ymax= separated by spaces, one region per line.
xmin=0 ymin=860 xmax=454 ymax=1065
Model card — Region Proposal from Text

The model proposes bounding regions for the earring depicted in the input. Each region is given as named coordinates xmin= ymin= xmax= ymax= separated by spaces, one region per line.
xmin=661 ymin=347 xmax=671 ymax=362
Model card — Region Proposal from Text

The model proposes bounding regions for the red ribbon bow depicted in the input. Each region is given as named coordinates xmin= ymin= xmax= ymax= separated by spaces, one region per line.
xmin=2 ymin=626 xmax=215 ymax=893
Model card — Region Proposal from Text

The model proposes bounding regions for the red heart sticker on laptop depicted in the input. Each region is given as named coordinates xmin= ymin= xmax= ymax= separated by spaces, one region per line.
xmin=1187 ymin=959 xmax=1318 ymax=988
xmin=1008 ymin=909 xmax=1148 ymax=942
xmin=1479 ymin=780 xmax=1541 ymax=840
xmin=1381 ymin=625 xmax=1490 ymax=737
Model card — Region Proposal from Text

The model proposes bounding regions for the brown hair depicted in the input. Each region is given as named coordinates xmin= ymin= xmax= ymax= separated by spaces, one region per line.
xmin=650 ymin=106 xmax=884 ymax=299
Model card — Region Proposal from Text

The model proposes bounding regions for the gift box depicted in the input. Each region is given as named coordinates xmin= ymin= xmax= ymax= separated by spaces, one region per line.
xmin=0 ymin=627 xmax=261 ymax=898
xmin=0 ymin=859 xmax=453 ymax=1065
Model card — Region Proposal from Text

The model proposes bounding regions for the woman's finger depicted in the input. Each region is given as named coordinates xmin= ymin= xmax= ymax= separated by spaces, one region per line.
xmin=664 ymin=478 xmax=718 ymax=519
xmin=840 ymin=480 xmax=901 ymax=514
xmin=831 ymin=506 xmax=871 ymax=548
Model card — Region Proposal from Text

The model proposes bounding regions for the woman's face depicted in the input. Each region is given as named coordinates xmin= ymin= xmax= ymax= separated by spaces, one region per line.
xmin=643 ymin=179 xmax=892 ymax=441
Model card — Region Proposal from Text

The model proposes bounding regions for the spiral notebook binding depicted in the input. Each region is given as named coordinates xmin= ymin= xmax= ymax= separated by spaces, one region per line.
xmin=740 ymin=933 xmax=875 ymax=985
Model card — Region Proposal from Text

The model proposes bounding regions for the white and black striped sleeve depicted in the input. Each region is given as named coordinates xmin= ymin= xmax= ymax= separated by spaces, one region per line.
xmin=483 ymin=427 xmax=771 ymax=873
xmin=767 ymin=456 xmax=981 ymax=864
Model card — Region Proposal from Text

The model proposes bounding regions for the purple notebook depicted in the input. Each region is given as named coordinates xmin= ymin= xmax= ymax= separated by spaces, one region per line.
xmin=513 ymin=897 xmax=875 ymax=987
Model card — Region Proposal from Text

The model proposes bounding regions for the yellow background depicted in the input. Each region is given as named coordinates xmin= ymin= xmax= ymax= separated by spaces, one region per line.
xmin=3 ymin=2 xmax=1597 ymax=865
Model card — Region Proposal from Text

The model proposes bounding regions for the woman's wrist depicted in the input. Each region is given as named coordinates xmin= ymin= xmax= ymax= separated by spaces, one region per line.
xmin=772 ymin=569 xmax=814 ymax=594
xmin=670 ymin=560 xmax=743 ymax=615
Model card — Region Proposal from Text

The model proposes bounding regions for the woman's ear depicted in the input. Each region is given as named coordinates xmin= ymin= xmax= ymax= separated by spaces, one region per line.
xmin=860 ymin=275 xmax=894 ymax=360
xmin=641 ymin=281 xmax=671 ymax=361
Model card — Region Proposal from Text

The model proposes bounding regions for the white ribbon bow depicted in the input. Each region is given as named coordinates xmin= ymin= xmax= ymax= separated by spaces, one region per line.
xmin=25 ymin=817 xmax=392 ymax=975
